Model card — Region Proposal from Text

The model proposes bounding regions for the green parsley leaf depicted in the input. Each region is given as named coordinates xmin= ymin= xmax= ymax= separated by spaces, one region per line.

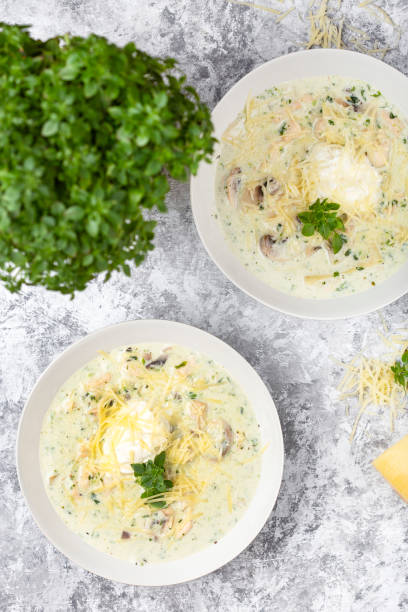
xmin=331 ymin=232 xmax=344 ymax=255
xmin=131 ymin=451 xmax=173 ymax=509
xmin=391 ymin=350 xmax=408 ymax=389
xmin=301 ymin=223 xmax=315 ymax=237
xmin=91 ymin=492 xmax=100 ymax=504
xmin=347 ymin=94 xmax=361 ymax=108
xmin=298 ymin=198 xmax=346 ymax=254
xmin=175 ymin=361 xmax=187 ymax=369
xmin=279 ymin=121 xmax=287 ymax=135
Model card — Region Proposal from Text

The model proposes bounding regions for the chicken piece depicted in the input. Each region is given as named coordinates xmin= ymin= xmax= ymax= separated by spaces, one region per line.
xmin=47 ymin=471 xmax=59 ymax=485
xmin=77 ymin=464 xmax=92 ymax=491
xmin=366 ymin=141 xmax=390 ymax=168
xmin=84 ymin=372 xmax=111 ymax=392
xmin=175 ymin=520 xmax=193 ymax=538
xmin=206 ymin=419 xmax=234 ymax=458
xmin=282 ymin=122 xmax=302 ymax=143
xmin=186 ymin=400 xmax=208 ymax=430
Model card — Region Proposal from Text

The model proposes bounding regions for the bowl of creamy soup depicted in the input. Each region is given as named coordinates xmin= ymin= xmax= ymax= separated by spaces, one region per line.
xmin=191 ymin=49 xmax=408 ymax=318
xmin=17 ymin=320 xmax=283 ymax=585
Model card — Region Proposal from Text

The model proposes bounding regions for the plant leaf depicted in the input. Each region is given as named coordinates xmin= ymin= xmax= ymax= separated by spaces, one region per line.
xmin=41 ymin=119 xmax=59 ymax=137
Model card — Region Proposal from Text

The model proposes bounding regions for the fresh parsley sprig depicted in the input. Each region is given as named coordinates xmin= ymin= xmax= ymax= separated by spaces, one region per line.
xmin=391 ymin=350 xmax=408 ymax=389
xmin=298 ymin=198 xmax=346 ymax=254
xmin=131 ymin=451 xmax=173 ymax=509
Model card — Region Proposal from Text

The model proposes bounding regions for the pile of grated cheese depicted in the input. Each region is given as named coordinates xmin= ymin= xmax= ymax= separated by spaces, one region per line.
xmin=337 ymin=325 xmax=408 ymax=441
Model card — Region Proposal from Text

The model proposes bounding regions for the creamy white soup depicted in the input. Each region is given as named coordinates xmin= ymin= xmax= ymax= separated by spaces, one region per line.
xmin=215 ymin=76 xmax=408 ymax=299
xmin=39 ymin=343 xmax=261 ymax=564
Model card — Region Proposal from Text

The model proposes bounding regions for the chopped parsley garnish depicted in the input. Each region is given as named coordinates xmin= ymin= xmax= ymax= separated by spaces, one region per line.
xmin=389 ymin=112 xmax=397 ymax=119
xmin=372 ymin=91 xmax=381 ymax=97
xmin=391 ymin=350 xmax=408 ymax=389
xmin=347 ymin=94 xmax=360 ymax=108
xmin=328 ymin=119 xmax=335 ymax=125
xmin=131 ymin=451 xmax=173 ymax=509
xmin=333 ymin=271 xmax=340 ymax=277
xmin=279 ymin=121 xmax=287 ymax=135
xmin=91 ymin=492 xmax=100 ymax=504
xmin=298 ymin=198 xmax=346 ymax=254
xmin=175 ymin=361 xmax=187 ymax=369
xmin=188 ymin=391 xmax=197 ymax=399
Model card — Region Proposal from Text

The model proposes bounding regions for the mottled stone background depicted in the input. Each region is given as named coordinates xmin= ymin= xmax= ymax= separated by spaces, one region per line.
xmin=1 ymin=1 xmax=408 ymax=610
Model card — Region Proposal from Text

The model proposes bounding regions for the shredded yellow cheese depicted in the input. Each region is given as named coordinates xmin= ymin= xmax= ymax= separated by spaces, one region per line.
xmin=337 ymin=327 xmax=408 ymax=441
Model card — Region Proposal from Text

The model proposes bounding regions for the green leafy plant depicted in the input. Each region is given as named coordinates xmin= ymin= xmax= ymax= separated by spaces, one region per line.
xmin=298 ymin=198 xmax=346 ymax=254
xmin=131 ymin=451 xmax=173 ymax=509
xmin=0 ymin=24 xmax=215 ymax=295
xmin=391 ymin=350 xmax=408 ymax=389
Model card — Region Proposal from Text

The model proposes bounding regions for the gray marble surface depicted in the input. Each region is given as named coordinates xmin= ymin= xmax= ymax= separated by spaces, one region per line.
xmin=1 ymin=1 xmax=408 ymax=610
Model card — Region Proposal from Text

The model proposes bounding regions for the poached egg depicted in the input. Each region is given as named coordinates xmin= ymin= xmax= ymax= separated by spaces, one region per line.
xmin=102 ymin=399 xmax=170 ymax=474
xmin=305 ymin=144 xmax=382 ymax=217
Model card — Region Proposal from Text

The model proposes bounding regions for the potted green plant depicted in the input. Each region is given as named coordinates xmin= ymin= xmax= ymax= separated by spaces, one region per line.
xmin=0 ymin=24 xmax=215 ymax=295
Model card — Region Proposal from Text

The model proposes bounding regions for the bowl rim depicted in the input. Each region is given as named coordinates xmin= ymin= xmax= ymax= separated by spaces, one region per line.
xmin=190 ymin=48 xmax=408 ymax=319
xmin=16 ymin=319 xmax=284 ymax=585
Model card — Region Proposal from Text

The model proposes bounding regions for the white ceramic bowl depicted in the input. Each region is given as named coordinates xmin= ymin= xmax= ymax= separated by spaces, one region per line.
xmin=16 ymin=320 xmax=284 ymax=585
xmin=191 ymin=49 xmax=408 ymax=319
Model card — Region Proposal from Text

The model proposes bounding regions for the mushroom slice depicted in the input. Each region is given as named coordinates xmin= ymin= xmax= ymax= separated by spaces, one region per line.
xmin=146 ymin=355 xmax=168 ymax=369
xmin=225 ymin=167 xmax=242 ymax=208
xmin=241 ymin=185 xmax=263 ymax=207
xmin=266 ymin=177 xmax=280 ymax=196
xmin=241 ymin=177 xmax=280 ymax=207
xmin=259 ymin=234 xmax=276 ymax=258
xmin=259 ymin=234 xmax=288 ymax=259
xmin=305 ymin=245 xmax=322 ymax=257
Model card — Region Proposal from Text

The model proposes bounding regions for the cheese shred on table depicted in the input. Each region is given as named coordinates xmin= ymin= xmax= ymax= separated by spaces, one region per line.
xmin=337 ymin=327 xmax=408 ymax=441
